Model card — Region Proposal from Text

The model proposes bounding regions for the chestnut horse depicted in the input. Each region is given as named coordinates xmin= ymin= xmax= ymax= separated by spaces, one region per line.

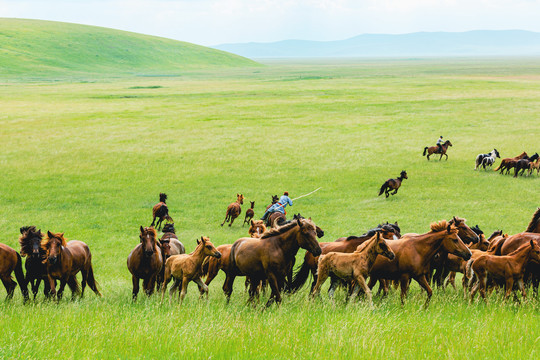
xmin=243 ymin=201 xmax=255 ymax=226
xmin=248 ymin=220 xmax=267 ymax=238
xmin=289 ymin=224 xmax=400 ymax=293
xmin=224 ymin=216 xmax=322 ymax=306
xmin=494 ymin=151 xmax=527 ymax=174
xmin=0 ymin=243 xmax=28 ymax=302
xmin=221 ymin=194 xmax=244 ymax=227
xmin=368 ymin=220 xmax=471 ymax=307
xmin=423 ymin=140 xmax=452 ymax=160
xmin=151 ymin=193 xmax=173 ymax=230
xmin=127 ymin=226 xmax=163 ymax=300
xmin=161 ymin=236 xmax=221 ymax=303
xmin=469 ymin=240 xmax=540 ymax=302
xmin=311 ymin=231 xmax=395 ymax=305
xmin=19 ymin=226 xmax=50 ymax=299
xmin=41 ymin=231 xmax=100 ymax=300
xmin=378 ymin=170 xmax=407 ymax=198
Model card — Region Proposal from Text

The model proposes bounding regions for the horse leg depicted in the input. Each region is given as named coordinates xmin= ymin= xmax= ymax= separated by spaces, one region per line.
xmin=147 ymin=274 xmax=157 ymax=296
xmin=47 ymin=275 xmax=58 ymax=299
xmin=151 ymin=216 xmax=156 ymax=228
xmin=228 ymin=214 xmax=236 ymax=227
xmin=311 ymin=265 xmax=329 ymax=298
xmin=265 ymin=272 xmax=281 ymax=307
xmin=221 ymin=211 xmax=229 ymax=227
xmin=56 ymin=278 xmax=68 ymax=301
xmin=204 ymin=260 xmax=219 ymax=286
xmin=414 ymin=275 xmax=433 ymax=308
xmin=193 ymin=277 xmax=209 ymax=300
xmin=223 ymin=273 xmax=236 ymax=303
xmin=80 ymin=269 xmax=88 ymax=297
xmin=399 ymin=275 xmax=410 ymax=305
xmin=132 ymin=275 xmax=140 ymax=301
xmin=67 ymin=276 xmax=80 ymax=300
xmin=504 ymin=278 xmax=514 ymax=301
xmin=179 ymin=276 xmax=189 ymax=304
xmin=1 ymin=275 xmax=17 ymax=300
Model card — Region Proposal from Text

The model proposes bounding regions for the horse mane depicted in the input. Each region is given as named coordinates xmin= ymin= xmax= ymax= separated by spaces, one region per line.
xmin=377 ymin=222 xmax=401 ymax=234
xmin=18 ymin=226 xmax=43 ymax=256
xmin=162 ymin=223 xmax=175 ymax=234
xmin=430 ymin=220 xmax=455 ymax=233
xmin=260 ymin=220 xmax=299 ymax=239
xmin=159 ymin=193 xmax=167 ymax=203
xmin=41 ymin=231 xmax=68 ymax=248
xmin=525 ymin=208 xmax=540 ymax=233
xmin=144 ymin=227 xmax=158 ymax=239
xmin=354 ymin=235 xmax=376 ymax=253
xmin=470 ymin=225 xmax=483 ymax=235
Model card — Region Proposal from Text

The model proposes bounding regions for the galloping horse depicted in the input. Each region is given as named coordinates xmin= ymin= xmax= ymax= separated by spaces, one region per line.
xmin=368 ymin=220 xmax=471 ymax=307
xmin=224 ymin=215 xmax=322 ymax=306
xmin=156 ymin=223 xmax=185 ymax=290
xmin=221 ymin=194 xmax=244 ymax=227
xmin=243 ymin=201 xmax=255 ymax=226
xmin=127 ymin=226 xmax=163 ymax=300
xmin=41 ymin=231 xmax=101 ymax=300
xmin=0 ymin=243 xmax=28 ymax=302
xmin=19 ymin=226 xmax=50 ymax=299
xmin=151 ymin=193 xmax=173 ymax=230
xmin=161 ymin=236 xmax=221 ymax=304
xmin=494 ymin=152 xmax=527 ymax=174
xmin=378 ymin=171 xmax=407 ymax=198
xmin=514 ymin=153 xmax=539 ymax=177
xmin=475 ymin=149 xmax=500 ymax=170
xmin=423 ymin=140 xmax=452 ymax=160
xmin=289 ymin=224 xmax=400 ymax=293
xmin=311 ymin=231 xmax=395 ymax=305
xmin=528 ymin=158 xmax=540 ymax=176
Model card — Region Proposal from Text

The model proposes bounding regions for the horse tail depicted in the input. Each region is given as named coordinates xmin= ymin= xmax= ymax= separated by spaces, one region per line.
xmin=229 ymin=241 xmax=240 ymax=275
xmin=289 ymin=257 xmax=311 ymax=293
xmin=465 ymin=259 xmax=475 ymax=279
xmin=423 ymin=147 xmax=428 ymax=156
xmin=378 ymin=182 xmax=387 ymax=196
xmin=14 ymin=252 xmax=29 ymax=301
xmin=201 ymin=257 xmax=210 ymax=278
xmin=493 ymin=162 xmax=502 ymax=171
xmin=86 ymin=264 xmax=101 ymax=296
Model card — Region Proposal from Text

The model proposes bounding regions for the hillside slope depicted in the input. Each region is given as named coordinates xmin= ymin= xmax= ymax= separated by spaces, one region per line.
xmin=0 ymin=18 xmax=259 ymax=78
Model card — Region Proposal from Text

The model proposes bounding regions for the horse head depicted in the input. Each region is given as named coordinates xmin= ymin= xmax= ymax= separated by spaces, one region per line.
xmin=445 ymin=140 xmax=453 ymax=146
xmin=400 ymin=170 xmax=408 ymax=179
xmin=271 ymin=195 xmax=279 ymax=204
xmin=294 ymin=215 xmax=322 ymax=256
xmin=197 ymin=236 xmax=221 ymax=258
xmin=158 ymin=238 xmax=171 ymax=259
xmin=19 ymin=226 xmax=43 ymax=258
xmin=140 ymin=226 xmax=158 ymax=258
xmin=441 ymin=223 xmax=471 ymax=260
xmin=249 ymin=220 xmax=267 ymax=238
xmin=493 ymin=149 xmax=500 ymax=158
xmin=450 ymin=216 xmax=479 ymax=244
xmin=374 ymin=231 xmax=395 ymax=260
xmin=42 ymin=231 xmax=67 ymax=265
xmin=529 ymin=240 xmax=540 ymax=263
xmin=236 ymin=193 xmax=244 ymax=205
xmin=162 ymin=223 xmax=176 ymax=234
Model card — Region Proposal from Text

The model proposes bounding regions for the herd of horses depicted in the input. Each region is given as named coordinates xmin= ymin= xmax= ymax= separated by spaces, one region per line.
xmin=2 ymin=194 xmax=539 ymax=307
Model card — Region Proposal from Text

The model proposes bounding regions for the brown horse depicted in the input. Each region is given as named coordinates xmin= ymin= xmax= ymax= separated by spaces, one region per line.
xmin=368 ymin=220 xmax=471 ymax=307
xmin=311 ymin=231 xmax=395 ymax=305
xmin=423 ymin=140 xmax=452 ymax=160
xmin=127 ymin=226 xmax=163 ymax=300
xmin=265 ymin=195 xmax=279 ymax=210
xmin=161 ymin=236 xmax=221 ymax=303
xmin=528 ymin=158 xmax=540 ymax=176
xmin=267 ymin=211 xmax=286 ymax=228
xmin=243 ymin=201 xmax=255 ymax=226
xmin=514 ymin=153 xmax=539 ymax=177
xmin=378 ymin=171 xmax=407 ymax=198
xmin=525 ymin=207 xmax=540 ymax=234
xmin=289 ymin=224 xmax=400 ymax=293
xmin=0 ymin=243 xmax=28 ymax=302
xmin=41 ymin=231 xmax=100 ymax=300
xmin=469 ymin=240 xmax=540 ymax=302
xmin=225 ymin=216 xmax=322 ymax=306
xmin=156 ymin=223 xmax=185 ymax=290
xmin=221 ymin=194 xmax=244 ymax=227
xmin=248 ymin=220 xmax=267 ymax=238
xmin=151 ymin=193 xmax=173 ymax=230
xmin=19 ymin=226 xmax=50 ymax=299
xmin=494 ymin=152 xmax=527 ymax=174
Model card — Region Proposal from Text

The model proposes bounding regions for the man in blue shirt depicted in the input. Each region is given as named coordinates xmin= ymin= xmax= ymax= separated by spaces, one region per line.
xmin=260 ymin=192 xmax=293 ymax=221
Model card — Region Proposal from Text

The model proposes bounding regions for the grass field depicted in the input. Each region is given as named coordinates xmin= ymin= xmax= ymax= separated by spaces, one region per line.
xmin=1 ymin=58 xmax=540 ymax=359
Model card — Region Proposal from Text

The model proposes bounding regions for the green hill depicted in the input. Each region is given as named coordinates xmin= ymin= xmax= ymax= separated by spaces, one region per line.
xmin=0 ymin=18 xmax=259 ymax=79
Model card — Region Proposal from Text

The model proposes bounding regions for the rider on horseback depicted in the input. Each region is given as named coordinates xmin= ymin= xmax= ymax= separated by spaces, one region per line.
xmin=436 ymin=136 xmax=444 ymax=153
xmin=261 ymin=192 xmax=293 ymax=222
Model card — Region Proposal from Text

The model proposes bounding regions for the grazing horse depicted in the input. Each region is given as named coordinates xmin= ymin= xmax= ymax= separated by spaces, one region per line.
xmin=423 ymin=140 xmax=452 ymax=160
xmin=475 ymin=149 xmax=500 ymax=170
xmin=156 ymin=223 xmax=185 ymax=290
xmin=311 ymin=231 xmax=395 ymax=305
xmin=151 ymin=193 xmax=173 ymax=230
xmin=265 ymin=195 xmax=279 ymax=210
xmin=161 ymin=236 xmax=221 ymax=303
xmin=221 ymin=194 xmax=244 ymax=227
xmin=41 ymin=231 xmax=100 ymax=300
xmin=243 ymin=201 xmax=255 ymax=226
xmin=224 ymin=215 xmax=322 ymax=306
xmin=127 ymin=226 xmax=163 ymax=300
xmin=288 ymin=224 xmax=400 ymax=293
xmin=248 ymin=220 xmax=267 ymax=238
xmin=368 ymin=220 xmax=471 ymax=307
xmin=0 ymin=243 xmax=28 ymax=302
xmin=18 ymin=226 xmax=50 ymax=299
xmin=469 ymin=240 xmax=540 ymax=302
xmin=378 ymin=171 xmax=407 ymax=198
xmin=514 ymin=153 xmax=539 ymax=177
xmin=494 ymin=152 xmax=527 ymax=174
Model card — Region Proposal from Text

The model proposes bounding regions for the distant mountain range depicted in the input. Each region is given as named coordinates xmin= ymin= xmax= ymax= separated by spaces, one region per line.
xmin=213 ymin=30 xmax=540 ymax=58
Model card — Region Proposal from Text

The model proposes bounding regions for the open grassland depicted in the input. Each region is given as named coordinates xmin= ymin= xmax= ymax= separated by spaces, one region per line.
xmin=1 ymin=58 xmax=540 ymax=359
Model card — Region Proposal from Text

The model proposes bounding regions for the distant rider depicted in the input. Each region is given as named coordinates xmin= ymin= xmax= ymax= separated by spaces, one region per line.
xmin=261 ymin=192 xmax=293 ymax=222
xmin=436 ymin=136 xmax=444 ymax=153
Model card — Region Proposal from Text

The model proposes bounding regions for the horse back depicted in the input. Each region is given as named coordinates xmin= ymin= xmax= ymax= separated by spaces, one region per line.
xmin=0 ymin=243 xmax=18 ymax=274
xmin=500 ymin=233 xmax=540 ymax=255
xmin=231 ymin=237 xmax=270 ymax=275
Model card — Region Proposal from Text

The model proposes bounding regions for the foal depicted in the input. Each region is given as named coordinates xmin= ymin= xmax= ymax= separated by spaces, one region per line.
xmin=221 ymin=194 xmax=244 ymax=227
xmin=161 ymin=236 xmax=221 ymax=303
xmin=243 ymin=201 xmax=255 ymax=226
xmin=311 ymin=231 xmax=395 ymax=305
xmin=378 ymin=171 xmax=407 ymax=198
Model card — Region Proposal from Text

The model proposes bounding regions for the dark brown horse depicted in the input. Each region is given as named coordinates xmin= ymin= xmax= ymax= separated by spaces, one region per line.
xmin=243 ymin=201 xmax=255 ymax=226
xmin=156 ymin=223 xmax=185 ymax=290
xmin=423 ymin=140 xmax=452 ymax=160
xmin=265 ymin=195 xmax=279 ymax=210
xmin=41 ymin=231 xmax=100 ymax=300
xmin=378 ymin=171 xmax=407 ymax=198
xmin=0 ymin=243 xmax=28 ymax=302
xmin=127 ymin=226 xmax=163 ymax=300
xmin=494 ymin=152 xmax=527 ymax=174
xmin=514 ymin=153 xmax=539 ymax=177
xmin=368 ymin=220 xmax=471 ymax=307
xmin=289 ymin=224 xmax=400 ymax=293
xmin=221 ymin=194 xmax=244 ymax=227
xmin=224 ymin=215 xmax=322 ymax=306
xmin=19 ymin=226 xmax=50 ymax=299
xmin=151 ymin=193 xmax=173 ymax=230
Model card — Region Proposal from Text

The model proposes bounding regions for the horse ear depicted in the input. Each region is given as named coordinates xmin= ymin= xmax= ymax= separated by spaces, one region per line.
xmin=394 ymin=221 xmax=398 ymax=226
xmin=20 ymin=227 xmax=24 ymax=234
xmin=251 ymin=220 xmax=255 ymax=226
xmin=196 ymin=238 xmax=201 ymax=245
xmin=140 ymin=226 xmax=144 ymax=234
xmin=447 ymin=224 xmax=452 ymax=233
xmin=308 ymin=217 xmax=312 ymax=220
xmin=530 ymin=240 xmax=535 ymax=247
xmin=47 ymin=230 xmax=54 ymax=238
xmin=201 ymin=236 xmax=206 ymax=243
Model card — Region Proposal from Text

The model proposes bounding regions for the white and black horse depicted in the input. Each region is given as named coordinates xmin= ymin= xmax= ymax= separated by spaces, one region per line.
xmin=475 ymin=149 xmax=500 ymax=170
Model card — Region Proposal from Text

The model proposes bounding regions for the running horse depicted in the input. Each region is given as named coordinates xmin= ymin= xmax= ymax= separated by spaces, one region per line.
xmin=221 ymin=194 xmax=244 ymax=227
xmin=378 ymin=171 xmax=407 ymax=198
xmin=0 ymin=242 xmax=28 ymax=302
xmin=224 ymin=215 xmax=322 ymax=306
xmin=494 ymin=152 xmax=527 ymax=174
xmin=423 ymin=140 xmax=453 ymax=160
xmin=18 ymin=226 xmax=50 ymax=299
xmin=127 ymin=226 xmax=163 ymax=300
xmin=151 ymin=193 xmax=173 ymax=230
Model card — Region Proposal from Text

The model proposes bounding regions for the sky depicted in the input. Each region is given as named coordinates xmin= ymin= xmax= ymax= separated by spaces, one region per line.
xmin=1 ymin=0 xmax=540 ymax=46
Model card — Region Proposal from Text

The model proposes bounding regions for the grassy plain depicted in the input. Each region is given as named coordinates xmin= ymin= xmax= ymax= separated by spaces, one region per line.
xmin=0 ymin=58 xmax=540 ymax=359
